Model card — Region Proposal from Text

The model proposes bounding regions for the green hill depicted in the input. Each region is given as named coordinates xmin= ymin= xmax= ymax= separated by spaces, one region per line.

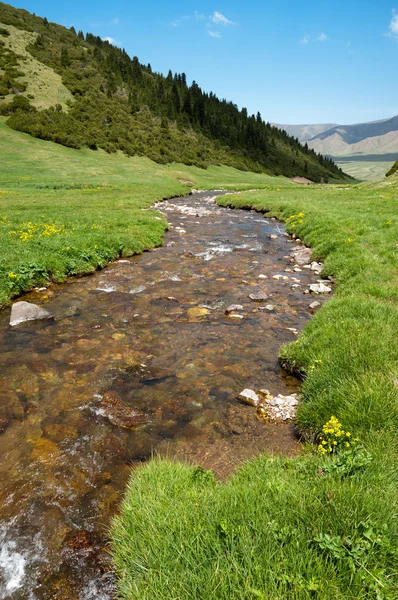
xmin=0 ymin=1 xmax=345 ymax=182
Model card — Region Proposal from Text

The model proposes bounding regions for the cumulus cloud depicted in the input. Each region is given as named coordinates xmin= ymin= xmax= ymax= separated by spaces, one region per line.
xmin=317 ymin=32 xmax=327 ymax=41
xmin=208 ymin=30 xmax=221 ymax=38
xmin=102 ymin=36 xmax=119 ymax=46
xmin=210 ymin=11 xmax=235 ymax=26
xmin=388 ymin=10 xmax=398 ymax=37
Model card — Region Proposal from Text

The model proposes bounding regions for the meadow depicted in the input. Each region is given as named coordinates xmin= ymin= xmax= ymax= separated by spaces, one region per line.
xmin=0 ymin=117 xmax=288 ymax=307
xmin=112 ymin=178 xmax=398 ymax=599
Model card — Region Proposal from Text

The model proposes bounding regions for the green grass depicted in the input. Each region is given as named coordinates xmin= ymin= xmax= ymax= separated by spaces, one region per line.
xmin=0 ymin=117 xmax=287 ymax=306
xmin=112 ymin=180 xmax=398 ymax=599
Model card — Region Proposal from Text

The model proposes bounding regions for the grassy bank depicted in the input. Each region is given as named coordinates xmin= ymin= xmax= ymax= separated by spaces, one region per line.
xmin=0 ymin=118 xmax=288 ymax=306
xmin=112 ymin=181 xmax=397 ymax=599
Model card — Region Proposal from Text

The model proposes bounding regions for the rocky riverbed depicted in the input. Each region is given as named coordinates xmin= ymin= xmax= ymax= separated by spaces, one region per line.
xmin=0 ymin=192 xmax=331 ymax=599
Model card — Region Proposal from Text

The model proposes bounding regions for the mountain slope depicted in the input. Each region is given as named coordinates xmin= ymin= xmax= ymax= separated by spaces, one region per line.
xmin=273 ymin=123 xmax=337 ymax=142
xmin=0 ymin=1 xmax=345 ymax=182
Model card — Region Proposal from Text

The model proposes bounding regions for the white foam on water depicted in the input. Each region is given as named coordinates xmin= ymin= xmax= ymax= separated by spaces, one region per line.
xmin=79 ymin=574 xmax=114 ymax=600
xmin=96 ymin=285 xmax=118 ymax=293
xmin=0 ymin=538 xmax=26 ymax=595
xmin=0 ymin=526 xmax=45 ymax=599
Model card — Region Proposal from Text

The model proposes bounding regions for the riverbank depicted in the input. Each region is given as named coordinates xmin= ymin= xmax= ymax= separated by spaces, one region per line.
xmin=112 ymin=181 xmax=397 ymax=599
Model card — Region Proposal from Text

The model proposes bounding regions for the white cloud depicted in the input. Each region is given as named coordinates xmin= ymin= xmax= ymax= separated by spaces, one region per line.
xmin=300 ymin=35 xmax=309 ymax=44
xmin=102 ymin=36 xmax=120 ymax=46
xmin=208 ymin=30 xmax=221 ymax=38
xmin=210 ymin=11 xmax=235 ymax=26
xmin=112 ymin=17 xmax=119 ymax=25
xmin=194 ymin=11 xmax=206 ymax=21
xmin=389 ymin=10 xmax=398 ymax=37
xmin=317 ymin=32 xmax=328 ymax=41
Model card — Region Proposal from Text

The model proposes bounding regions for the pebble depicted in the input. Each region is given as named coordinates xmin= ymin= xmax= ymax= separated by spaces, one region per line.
xmin=269 ymin=234 xmax=278 ymax=240
xmin=309 ymin=301 xmax=321 ymax=309
xmin=225 ymin=304 xmax=244 ymax=314
xmin=258 ymin=274 xmax=268 ymax=279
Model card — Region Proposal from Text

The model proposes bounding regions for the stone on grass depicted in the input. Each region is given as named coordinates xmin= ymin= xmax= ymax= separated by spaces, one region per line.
xmin=10 ymin=301 xmax=53 ymax=327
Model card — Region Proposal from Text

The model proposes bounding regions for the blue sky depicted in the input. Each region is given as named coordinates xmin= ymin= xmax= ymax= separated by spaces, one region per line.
xmin=12 ymin=0 xmax=398 ymax=124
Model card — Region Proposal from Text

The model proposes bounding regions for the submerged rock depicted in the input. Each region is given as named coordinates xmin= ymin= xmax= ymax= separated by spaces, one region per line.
xmin=100 ymin=391 xmax=149 ymax=429
xmin=10 ymin=301 xmax=53 ymax=327
xmin=249 ymin=291 xmax=268 ymax=301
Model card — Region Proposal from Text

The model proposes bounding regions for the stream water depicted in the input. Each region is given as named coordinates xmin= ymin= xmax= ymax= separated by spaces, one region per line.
xmin=0 ymin=192 xmax=329 ymax=599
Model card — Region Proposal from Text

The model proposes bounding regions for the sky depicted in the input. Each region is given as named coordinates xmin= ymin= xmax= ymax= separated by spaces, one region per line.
xmin=9 ymin=0 xmax=398 ymax=124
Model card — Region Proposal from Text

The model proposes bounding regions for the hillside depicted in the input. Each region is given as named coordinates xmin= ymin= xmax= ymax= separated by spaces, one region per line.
xmin=0 ymin=1 xmax=345 ymax=182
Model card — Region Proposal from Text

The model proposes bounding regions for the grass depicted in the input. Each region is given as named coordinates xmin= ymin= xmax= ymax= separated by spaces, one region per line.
xmin=112 ymin=180 xmax=398 ymax=599
xmin=0 ymin=117 xmax=287 ymax=306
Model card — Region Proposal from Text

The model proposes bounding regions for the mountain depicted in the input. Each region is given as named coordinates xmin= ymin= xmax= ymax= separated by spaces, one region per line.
xmin=273 ymin=123 xmax=337 ymax=142
xmin=275 ymin=116 xmax=398 ymax=158
xmin=0 ymin=2 xmax=345 ymax=182
xmin=307 ymin=116 xmax=398 ymax=157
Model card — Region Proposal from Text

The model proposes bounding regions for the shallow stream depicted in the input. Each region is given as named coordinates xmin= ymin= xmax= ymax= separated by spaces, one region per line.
xmin=0 ymin=192 xmax=328 ymax=599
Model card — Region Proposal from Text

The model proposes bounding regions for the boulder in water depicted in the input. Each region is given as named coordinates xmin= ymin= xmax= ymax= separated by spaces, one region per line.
xmin=10 ymin=301 xmax=53 ymax=327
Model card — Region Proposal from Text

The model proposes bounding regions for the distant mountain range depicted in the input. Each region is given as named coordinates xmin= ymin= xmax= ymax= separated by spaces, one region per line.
xmin=275 ymin=116 xmax=398 ymax=158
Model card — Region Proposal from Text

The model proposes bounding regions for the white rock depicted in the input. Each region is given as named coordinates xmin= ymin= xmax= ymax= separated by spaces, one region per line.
xmin=228 ymin=314 xmax=244 ymax=320
xmin=238 ymin=389 xmax=260 ymax=407
xmin=258 ymin=274 xmax=268 ymax=279
xmin=225 ymin=304 xmax=244 ymax=314
xmin=311 ymin=262 xmax=322 ymax=272
xmin=269 ymin=234 xmax=278 ymax=240
xmin=293 ymin=267 xmax=302 ymax=272
xmin=309 ymin=283 xmax=332 ymax=294
xmin=10 ymin=301 xmax=53 ymax=327
xmin=309 ymin=301 xmax=321 ymax=309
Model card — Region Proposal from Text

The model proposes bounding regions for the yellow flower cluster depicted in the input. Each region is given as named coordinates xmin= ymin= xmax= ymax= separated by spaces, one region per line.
xmin=286 ymin=212 xmax=305 ymax=230
xmin=8 ymin=221 xmax=68 ymax=242
xmin=317 ymin=416 xmax=358 ymax=455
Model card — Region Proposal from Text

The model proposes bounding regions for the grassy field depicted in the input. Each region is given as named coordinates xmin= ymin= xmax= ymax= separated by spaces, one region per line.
xmin=112 ymin=180 xmax=398 ymax=599
xmin=0 ymin=117 xmax=292 ymax=307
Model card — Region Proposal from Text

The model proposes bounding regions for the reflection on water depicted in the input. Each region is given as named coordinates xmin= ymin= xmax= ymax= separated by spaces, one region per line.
xmin=0 ymin=192 xmax=328 ymax=598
